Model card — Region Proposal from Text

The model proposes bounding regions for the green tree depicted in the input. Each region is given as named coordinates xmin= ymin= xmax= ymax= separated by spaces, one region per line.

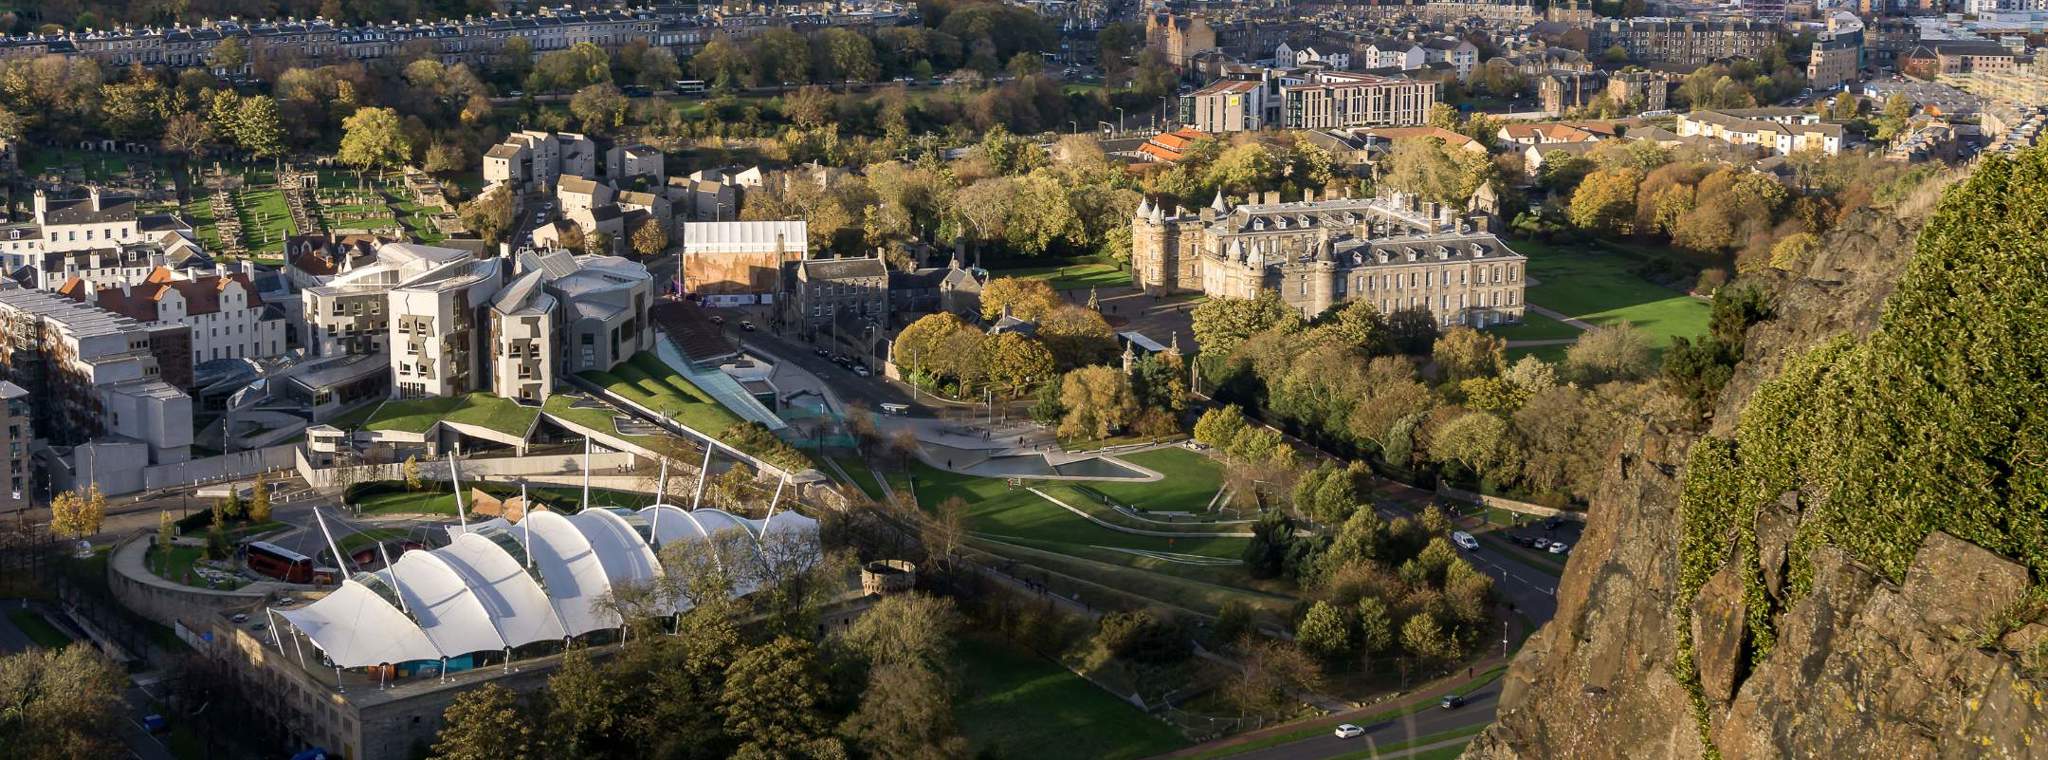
xmin=337 ymin=106 xmax=410 ymax=173
xmin=1191 ymin=290 xmax=1301 ymax=357
xmin=720 ymin=636 xmax=843 ymax=759
xmin=979 ymin=277 xmax=1062 ymax=322
xmin=459 ymin=186 xmax=518 ymax=246
xmin=248 ymin=474 xmax=270 ymax=523
xmin=527 ymin=41 xmax=611 ymax=92
xmin=1400 ymin=614 xmax=1455 ymax=665
xmin=1356 ymin=596 xmax=1395 ymax=662
xmin=1432 ymin=327 xmax=1505 ymax=383
xmin=1568 ymin=167 xmax=1643 ymax=234
xmin=749 ymin=28 xmax=814 ymax=86
xmin=1194 ymin=405 xmax=1249 ymax=449
xmin=233 ymin=95 xmax=285 ymax=158
xmin=156 ymin=510 xmax=175 ymax=548
xmin=1058 ymin=365 xmax=1140 ymax=440
xmin=818 ymin=28 xmax=879 ymax=82
xmin=691 ymin=37 xmax=748 ymax=91
xmin=1296 ymin=600 xmax=1355 ymax=665
xmin=1430 ymin=411 xmax=1518 ymax=482
xmin=569 ymin=83 xmax=628 ymax=135
xmin=0 ymin=644 xmax=128 ymax=760
xmin=977 ymin=331 xmax=1055 ymax=392
xmin=211 ymin=36 xmax=248 ymax=71
xmin=632 ymin=220 xmax=670 ymax=258
xmin=431 ymin=684 xmax=538 ymax=760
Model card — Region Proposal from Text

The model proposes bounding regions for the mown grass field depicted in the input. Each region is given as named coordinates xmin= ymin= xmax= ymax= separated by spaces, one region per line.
xmin=582 ymin=354 xmax=740 ymax=435
xmin=1510 ymin=237 xmax=1711 ymax=346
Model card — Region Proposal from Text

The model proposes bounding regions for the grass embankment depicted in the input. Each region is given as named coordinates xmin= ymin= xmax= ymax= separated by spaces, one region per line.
xmin=539 ymin=394 xmax=671 ymax=450
xmin=351 ymin=481 xmax=654 ymax=516
xmin=363 ymin=392 xmax=540 ymax=437
xmin=985 ymin=259 xmax=1132 ymax=291
xmin=953 ymin=636 xmax=1189 ymax=760
xmin=829 ymin=454 xmax=885 ymax=500
xmin=580 ymin=353 xmax=741 ymax=434
xmin=5 ymin=610 xmax=74 ymax=649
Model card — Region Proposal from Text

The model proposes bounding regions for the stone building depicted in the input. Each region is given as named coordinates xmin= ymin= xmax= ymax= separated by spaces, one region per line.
xmin=1130 ymin=190 xmax=1527 ymax=327
xmin=1587 ymin=18 xmax=1777 ymax=67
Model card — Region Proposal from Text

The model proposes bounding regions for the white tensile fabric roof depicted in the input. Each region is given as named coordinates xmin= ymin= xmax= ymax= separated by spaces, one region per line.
xmin=273 ymin=507 xmax=819 ymax=669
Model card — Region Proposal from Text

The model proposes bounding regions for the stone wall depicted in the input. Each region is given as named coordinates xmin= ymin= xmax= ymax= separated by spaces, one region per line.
xmin=106 ymin=534 xmax=273 ymax=630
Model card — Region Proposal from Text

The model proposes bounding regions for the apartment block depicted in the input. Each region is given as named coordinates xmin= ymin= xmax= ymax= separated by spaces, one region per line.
xmin=1587 ymin=18 xmax=1778 ymax=67
xmin=389 ymin=257 xmax=506 ymax=399
xmin=0 ymin=381 xmax=28 ymax=506
xmin=0 ymin=287 xmax=193 ymax=465
xmin=1280 ymin=71 xmax=1438 ymax=130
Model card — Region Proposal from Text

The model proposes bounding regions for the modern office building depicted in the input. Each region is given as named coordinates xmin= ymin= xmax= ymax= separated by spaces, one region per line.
xmin=487 ymin=250 xmax=654 ymax=403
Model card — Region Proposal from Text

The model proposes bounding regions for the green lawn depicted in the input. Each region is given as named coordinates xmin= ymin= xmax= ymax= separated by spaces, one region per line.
xmin=6 ymin=610 xmax=73 ymax=649
xmin=1510 ymin=237 xmax=1711 ymax=346
xmin=1083 ymin=448 xmax=1225 ymax=511
xmin=830 ymin=454 xmax=884 ymax=500
xmin=1483 ymin=310 xmax=1583 ymax=342
xmin=953 ymin=636 xmax=1189 ymax=760
xmin=364 ymin=393 xmax=539 ymax=437
xmin=235 ymin=189 xmax=296 ymax=254
xmin=582 ymin=354 xmax=740 ymax=435
xmin=986 ymin=261 xmax=1132 ymax=291
xmin=912 ymin=463 xmax=1245 ymax=560
xmin=1505 ymin=344 xmax=1570 ymax=365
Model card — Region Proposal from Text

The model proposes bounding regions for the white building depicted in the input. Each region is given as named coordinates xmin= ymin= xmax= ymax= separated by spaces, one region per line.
xmin=482 ymin=130 xmax=599 ymax=194
xmin=0 ymin=287 xmax=194 ymax=471
xmin=0 ymin=189 xmax=194 ymax=275
xmin=389 ymin=256 xmax=506 ymax=398
xmin=58 ymin=266 xmax=288 ymax=365
xmin=487 ymin=250 xmax=655 ymax=402
xmin=303 ymin=243 xmax=478 ymax=359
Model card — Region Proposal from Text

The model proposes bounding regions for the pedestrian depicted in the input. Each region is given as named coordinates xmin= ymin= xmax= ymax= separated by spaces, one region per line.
xmin=947 ymin=458 xmax=953 ymax=469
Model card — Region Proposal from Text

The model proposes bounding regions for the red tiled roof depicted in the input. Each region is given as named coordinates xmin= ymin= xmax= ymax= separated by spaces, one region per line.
xmin=57 ymin=266 xmax=261 ymax=322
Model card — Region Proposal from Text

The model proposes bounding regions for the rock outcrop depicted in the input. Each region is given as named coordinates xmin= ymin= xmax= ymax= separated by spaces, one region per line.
xmin=1467 ymin=201 xmax=2048 ymax=758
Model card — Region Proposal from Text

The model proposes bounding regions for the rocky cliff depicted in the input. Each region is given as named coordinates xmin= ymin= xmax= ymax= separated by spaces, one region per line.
xmin=1467 ymin=180 xmax=2048 ymax=759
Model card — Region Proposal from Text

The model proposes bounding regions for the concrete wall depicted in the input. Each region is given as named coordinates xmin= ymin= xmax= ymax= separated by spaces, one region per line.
xmin=295 ymin=448 xmax=641 ymax=490
xmin=65 ymin=442 xmax=297 ymax=496
xmin=1436 ymin=484 xmax=1584 ymax=521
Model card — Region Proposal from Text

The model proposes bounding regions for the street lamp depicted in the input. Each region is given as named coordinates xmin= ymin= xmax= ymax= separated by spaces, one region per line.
xmin=1116 ymin=107 xmax=1126 ymax=133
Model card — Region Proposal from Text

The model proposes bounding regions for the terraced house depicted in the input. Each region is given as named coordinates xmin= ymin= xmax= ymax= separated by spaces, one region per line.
xmin=0 ymin=3 xmax=917 ymax=70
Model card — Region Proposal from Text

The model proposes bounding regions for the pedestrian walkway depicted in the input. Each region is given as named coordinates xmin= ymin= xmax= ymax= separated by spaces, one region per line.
xmin=1525 ymin=303 xmax=1598 ymax=331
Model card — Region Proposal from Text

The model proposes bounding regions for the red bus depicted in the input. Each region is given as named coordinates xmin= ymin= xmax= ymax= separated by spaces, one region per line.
xmin=245 ymin=541 xmax=315 ymax=583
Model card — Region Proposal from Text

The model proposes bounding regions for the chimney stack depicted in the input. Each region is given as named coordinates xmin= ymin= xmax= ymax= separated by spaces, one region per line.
xmin=88 ymin=185 xmax=102 ymax=212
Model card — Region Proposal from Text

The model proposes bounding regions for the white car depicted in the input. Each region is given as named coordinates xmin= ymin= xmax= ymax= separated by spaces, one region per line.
xmin=1451 ymin=531 xmax=1480 ymax=551
xmin=1334 ymin=724 xmax=1365 ymax=739
xmin=1549 ymin=541 xmax=1570 ymax=554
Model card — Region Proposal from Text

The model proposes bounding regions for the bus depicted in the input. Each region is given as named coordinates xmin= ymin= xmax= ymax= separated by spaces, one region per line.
xmin=245 ymin=541 xmax=315 ymax=583
xmin=673 ymin=79 xmax=707 ymax=96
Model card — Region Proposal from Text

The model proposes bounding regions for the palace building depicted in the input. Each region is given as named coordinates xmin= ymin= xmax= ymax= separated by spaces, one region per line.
xmin=1131 ymin=189 xmax=1526 ymax=327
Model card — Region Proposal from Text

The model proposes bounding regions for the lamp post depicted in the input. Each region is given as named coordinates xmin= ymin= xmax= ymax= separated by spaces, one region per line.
xmin=1116 ymin=107 xmax=1127 ymax=133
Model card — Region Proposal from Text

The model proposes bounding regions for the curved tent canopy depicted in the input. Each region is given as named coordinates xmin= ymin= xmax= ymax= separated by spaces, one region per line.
xmin=271 ymin=506 xmax=820 ymax=669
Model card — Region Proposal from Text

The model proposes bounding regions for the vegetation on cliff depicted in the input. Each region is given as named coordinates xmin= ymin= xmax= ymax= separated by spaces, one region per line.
xmin=1673 ymin=147 xmax=2048 ymax=753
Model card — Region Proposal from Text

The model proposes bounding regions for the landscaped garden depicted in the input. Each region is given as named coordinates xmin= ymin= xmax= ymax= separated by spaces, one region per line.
xmin=361 ymin=392 xmax=541 ymax=437
xmin=985 ymin=257 xmax=1132 ymax=291
xmin=346 ymin=480 xmax=658 ymax=516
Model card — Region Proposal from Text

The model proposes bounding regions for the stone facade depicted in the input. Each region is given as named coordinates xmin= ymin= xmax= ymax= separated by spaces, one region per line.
xmin=1131 ymin=190 xmax=1527 ymax=327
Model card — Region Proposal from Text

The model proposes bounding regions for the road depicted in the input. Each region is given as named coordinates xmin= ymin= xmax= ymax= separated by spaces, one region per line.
xmin=1229 ymin=679 xmax=1502 ymax=760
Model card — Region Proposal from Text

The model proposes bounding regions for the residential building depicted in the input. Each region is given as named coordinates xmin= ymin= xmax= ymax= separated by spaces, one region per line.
xmin=0 ymin=287 xmax=193 ymax=466
xmin=1540 ymin=70 xmax=1606 ymax=115
xmin=1416 ymin=0 xmax=1541 ymax=24
xmin=681 ymin=221 xmax=808 ymax=306
xmin=1138 ymin=127 xmax=1217 ymax=162
xmin=1607 ymin=71 xmax=1670 ymax=113
xmin=1275 ymin=42 xmax=1349 ymax=70
xmin=0 ymin=381 xmax=28 ymax=507
xmin=1185 ymin=79 xmax=1266 ymax=133
xmin=482 ymin=131 xmax=599 ymax=194
xmin=1496 ymin=122 xmax=1617 ymax=146
xmin=604 ymin=144 xmax=666 ymax=186
xmin=1903 ymin=41 xmax=2019 ymax=79
xmin=1280 ymin=70 xmax=1438 ymax=130
xmin=1587 ymin=19 xmax=1778 ymax=67
xmin=1146 ymin=12 xmax=1218 ymax=70
xmin=887 ymin=259 xmax=985 ymax=322
xmin=28 ymin=241 xmax=213 ymax=291
xmin=57 ymin=266 xmax=287 ymax=366
xmin=1809 ymin=13 xmax=1866 ymax=91
xmin=1130 ymin=189 xmax=1525 ymax=326
xmin=790 ymin=256 xmax=889 ymax=328
xmin=669 ymin=176 xmax=741 ymax=222
xmin=1676 ymin=108 xmax=1847 ymax=155
xmin=0 ymin=189 xmax=195 ymax=273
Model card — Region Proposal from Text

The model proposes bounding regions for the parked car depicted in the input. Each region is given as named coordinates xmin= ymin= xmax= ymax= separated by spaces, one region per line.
xmin=1334 ymin=724 xmax=1365 ymax=739
xmin=739 ymin=320 xmax=756 ymax=331
xmin=1549 ymin=542 xmax=1570 ymax=555
xmin=1542 ymin=516 xmax=1563 ymax=530
xmin=709 ymin=315 xmax=725 ymax=325
xmin=813 ymin=347 xmax=832 ymax=358
xmin=1532 ymin=537 xmax=1551 ymax=549
xmin=853 ymin=365 xmax=871 ymax=377
xmin=1441 ymin=694 xmax=1466 ymax=709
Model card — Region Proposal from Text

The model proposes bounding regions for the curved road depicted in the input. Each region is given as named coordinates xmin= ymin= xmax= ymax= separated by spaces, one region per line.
xmin=1230 ymin=679 xmax=1502 ymax=760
